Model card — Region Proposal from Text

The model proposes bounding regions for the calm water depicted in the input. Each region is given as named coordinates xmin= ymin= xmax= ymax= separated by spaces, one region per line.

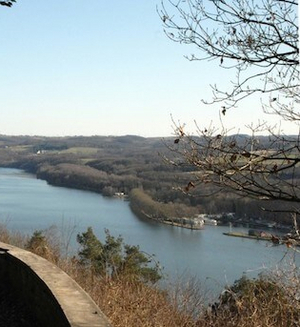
xmin=0 ymin=168 xmax=298 ymax=297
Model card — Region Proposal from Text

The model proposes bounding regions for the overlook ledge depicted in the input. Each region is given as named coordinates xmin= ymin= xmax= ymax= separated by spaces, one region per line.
xmin=0 ymin=241 xmax=111 ymax=327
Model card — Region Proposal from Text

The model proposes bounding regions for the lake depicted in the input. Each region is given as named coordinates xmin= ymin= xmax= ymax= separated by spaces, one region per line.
xmin=0 ymin=168 xmax=298 ymax=297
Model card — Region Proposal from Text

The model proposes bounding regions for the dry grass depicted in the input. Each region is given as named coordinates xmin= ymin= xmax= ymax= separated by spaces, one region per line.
xmin=0 ymin=224 xmax=299 ymax=327
xmin=0 ymin=223 xmax=28 ymax=248
xmin=58 ymin=260 xmax=199 ymax=327
xmin=59 ymin=147 xmax=100 ymax=156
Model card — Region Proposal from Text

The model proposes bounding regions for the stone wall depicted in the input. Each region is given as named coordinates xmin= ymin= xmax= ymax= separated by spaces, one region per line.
xmin=0 ymin=242 xmax=111 ymax=327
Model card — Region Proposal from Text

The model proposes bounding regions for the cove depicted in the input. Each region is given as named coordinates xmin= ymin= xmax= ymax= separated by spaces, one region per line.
xmin=0 ymin=168 xmax=298 ymax=297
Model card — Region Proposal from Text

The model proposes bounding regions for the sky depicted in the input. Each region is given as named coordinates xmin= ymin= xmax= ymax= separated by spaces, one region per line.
xmin=0 ymin=1 xmax=297 ymax=137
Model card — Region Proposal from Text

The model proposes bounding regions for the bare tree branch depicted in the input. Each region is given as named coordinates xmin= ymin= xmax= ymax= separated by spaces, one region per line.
xmin=158 ymin=0 xmax=299 ymax=109
xmin=0 ymin=1 xmax=16 ymax=7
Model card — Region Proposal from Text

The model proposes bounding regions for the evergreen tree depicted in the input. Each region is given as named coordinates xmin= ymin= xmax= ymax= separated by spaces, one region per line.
xmin=77 ymin=227 xmax=162 ymax=284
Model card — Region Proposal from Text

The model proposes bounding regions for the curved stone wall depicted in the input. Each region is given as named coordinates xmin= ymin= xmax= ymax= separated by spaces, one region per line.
xmin=0 ymin=241 xmax=111 ymax=327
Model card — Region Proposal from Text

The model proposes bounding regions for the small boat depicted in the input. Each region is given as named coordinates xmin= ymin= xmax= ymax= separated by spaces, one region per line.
xmin=203 ymin=218 xmax=218 ymax=226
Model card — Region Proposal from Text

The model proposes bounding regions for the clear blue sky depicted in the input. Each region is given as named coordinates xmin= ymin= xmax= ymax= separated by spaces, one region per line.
xmin=0 ymin=1 xmax=293 ymax=137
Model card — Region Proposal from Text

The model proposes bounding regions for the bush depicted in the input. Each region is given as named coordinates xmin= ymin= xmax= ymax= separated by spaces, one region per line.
xmin=203 ymin=275 xmax=300 ymax=327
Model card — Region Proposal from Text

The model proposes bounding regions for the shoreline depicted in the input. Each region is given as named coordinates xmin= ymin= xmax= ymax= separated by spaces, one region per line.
xmin=223 ymin=232 xmax=272 ymax=241
xmin=130 ymin=205 xmax=204 ymax=230
xmin=147 ymin=217 xmax=204 ymax=230
xmin=223 ymin=231 xmax=300 ymax=247
xmin=2 ymin=167 xmax=203 ymax=231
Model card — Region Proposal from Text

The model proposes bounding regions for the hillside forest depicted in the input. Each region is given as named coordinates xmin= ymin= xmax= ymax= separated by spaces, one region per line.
xmin=0 ymin=134 xmax=298 ymax=227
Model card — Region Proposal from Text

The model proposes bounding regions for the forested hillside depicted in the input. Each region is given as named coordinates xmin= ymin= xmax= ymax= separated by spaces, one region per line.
xmin=0 ymin=134 xmax=297 ymax=224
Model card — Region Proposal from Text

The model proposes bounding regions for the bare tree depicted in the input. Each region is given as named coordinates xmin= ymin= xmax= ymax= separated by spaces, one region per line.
xmin=159 ymin=0 xmax=299 ymax=111
xmin=158 ymin=1 xmax=300 ymax=222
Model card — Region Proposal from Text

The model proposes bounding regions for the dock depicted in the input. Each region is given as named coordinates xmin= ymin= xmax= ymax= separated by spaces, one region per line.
xmin=223 ymin=231 xmax=300 ymax=247
xmin=223 ymin=232 xmax=272 ymax=241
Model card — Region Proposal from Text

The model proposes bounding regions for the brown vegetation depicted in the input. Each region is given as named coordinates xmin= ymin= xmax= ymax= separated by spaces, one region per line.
xmin=159 ymin=0 xmax=299 ymax=227
xmin=130 ymin=188 xmax=198 ymax=221
xmin=0 ymin=134 xmax=297 ymax=224
xmin=1 ymin=225 xmax=299 ymax=327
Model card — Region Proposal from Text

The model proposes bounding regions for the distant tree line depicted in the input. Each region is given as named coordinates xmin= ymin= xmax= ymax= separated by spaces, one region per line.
xmin=130 ymin=188 xmax=199 ymax=221
xmin=0 ymin=135 xmax=297 ymax=223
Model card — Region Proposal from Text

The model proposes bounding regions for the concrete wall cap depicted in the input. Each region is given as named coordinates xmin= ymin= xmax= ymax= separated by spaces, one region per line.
xmin=0 ymin=241 xmax=111 ymax=327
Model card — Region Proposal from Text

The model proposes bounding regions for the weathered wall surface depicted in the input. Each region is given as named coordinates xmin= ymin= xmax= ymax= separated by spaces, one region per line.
xmin=0 ymin=242 xmax=111 ymax=327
